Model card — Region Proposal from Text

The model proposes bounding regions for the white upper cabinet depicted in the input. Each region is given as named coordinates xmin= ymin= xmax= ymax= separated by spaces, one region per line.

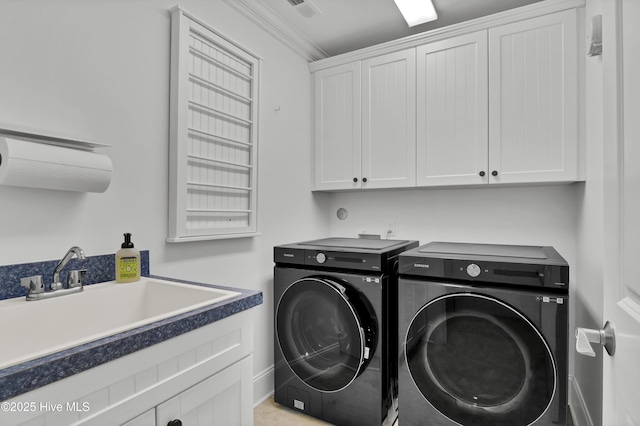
xmin=313 ymin=62 xmax=361 ymax=190
xmin=362 ymin=50 xmax=417 ymax=189
xmin=311 ymin=6 xmax=582 ymax=191
xmin=313 ymin=50 xmax=416 ymax=190
xmin=488 ymin=9 xmax=579 ymax=184
xmin=416 ymin=31 xmax=489 ymax=186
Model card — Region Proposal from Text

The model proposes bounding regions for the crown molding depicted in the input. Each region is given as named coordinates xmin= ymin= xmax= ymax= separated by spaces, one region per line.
xmin=309 ymin=0 xmax=585 ymax=72
xmin=223 ymin=0 xmax=328 ymax=62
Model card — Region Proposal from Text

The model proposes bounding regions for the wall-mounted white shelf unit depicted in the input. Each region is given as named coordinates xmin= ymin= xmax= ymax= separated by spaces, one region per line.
xmin=168 ymin=7 xmax=261 ymax=242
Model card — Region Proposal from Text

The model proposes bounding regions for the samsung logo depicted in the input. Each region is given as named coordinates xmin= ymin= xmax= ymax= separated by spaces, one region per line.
xmin=414 ymin=263 xmax=430 ymax=268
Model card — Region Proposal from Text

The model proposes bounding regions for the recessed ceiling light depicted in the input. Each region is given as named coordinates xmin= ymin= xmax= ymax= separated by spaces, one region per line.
xmin=393 ymin=0 xmax=438 ymax=27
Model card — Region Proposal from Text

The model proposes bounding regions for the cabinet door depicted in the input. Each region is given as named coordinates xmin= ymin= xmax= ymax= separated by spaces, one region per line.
xmin=122 ymin=409 xmax=156 ymax=426
xmin=156 ymin=355 xmax=253 ymax=426
xmin=313 ymin=62 xmax=362 ymax=190
xmin=417 ymin=31 xmax=489 ymax=187
xmin=362 ymin=49 xmax=416 ymax=188
xmin=488 ymin=10 xmax=578 ymax=184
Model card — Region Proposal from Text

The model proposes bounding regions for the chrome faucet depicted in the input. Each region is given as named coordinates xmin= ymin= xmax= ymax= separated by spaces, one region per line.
xmin=20 ymin=246 xmax=88 ymax=301
xmin=52 ymin=246 xmax=86 ymax=290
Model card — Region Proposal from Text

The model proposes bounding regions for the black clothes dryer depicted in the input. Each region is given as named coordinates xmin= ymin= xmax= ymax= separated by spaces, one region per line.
xmin=398 ymin=242 xmax=569 ymax=426
xmin=274 ymin=237 xmax=418 ymax=426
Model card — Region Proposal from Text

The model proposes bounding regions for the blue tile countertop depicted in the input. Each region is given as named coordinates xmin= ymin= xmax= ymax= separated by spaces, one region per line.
xmin=0 ymin=275 xmax=262 ymax=402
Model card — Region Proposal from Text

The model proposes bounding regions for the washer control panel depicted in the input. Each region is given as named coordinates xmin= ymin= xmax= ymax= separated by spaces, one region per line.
xmin=274 ymin=239 xmax=419 ymax=273
xmin=398 ymin=242 xmax=570 ymax=290
xmin=305 ymin=250 xmax=382 ymax=271
xmin=273 ymin=246 xmax=382 ymax=271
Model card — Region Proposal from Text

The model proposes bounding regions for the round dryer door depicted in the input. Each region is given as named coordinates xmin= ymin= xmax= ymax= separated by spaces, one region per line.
xmin=405 ymin=293 xmax=556 ymax=425
xmin=276 ymin=277 xmax=376 ymax=392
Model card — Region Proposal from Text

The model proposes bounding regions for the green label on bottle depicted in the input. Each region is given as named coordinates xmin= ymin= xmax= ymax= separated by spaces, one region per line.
xmin=119 ymin=256 xmax=138 ymax=279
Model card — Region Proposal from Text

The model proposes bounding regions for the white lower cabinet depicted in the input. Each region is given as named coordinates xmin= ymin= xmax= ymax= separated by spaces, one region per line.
xmin=121 ymin=409 xmax=155 ymax=426
xmin=5 ymin=310 xmax=254 ymax=426
xmin=156 ymin=356 xmax=253 ymax=426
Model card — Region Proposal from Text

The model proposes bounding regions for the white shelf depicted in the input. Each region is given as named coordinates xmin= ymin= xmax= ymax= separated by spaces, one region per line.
xmin=168 ymin=7 xmax=260 ymax=241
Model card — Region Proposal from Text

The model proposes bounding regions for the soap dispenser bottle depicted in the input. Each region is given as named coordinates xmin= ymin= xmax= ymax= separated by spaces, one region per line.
xmin=115 ymin=233 xmax=140 ymax=283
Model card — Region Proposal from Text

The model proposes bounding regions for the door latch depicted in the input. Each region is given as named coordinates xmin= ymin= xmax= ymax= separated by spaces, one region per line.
xmin=575 ymin=321 xmax=616 ymax=357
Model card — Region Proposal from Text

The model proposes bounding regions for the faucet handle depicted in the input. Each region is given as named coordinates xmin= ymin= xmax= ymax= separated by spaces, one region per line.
xmin=20 ymin=275 xmax=45 ymax=294
xmin=68 ymin=269 xmax=87 ymax=288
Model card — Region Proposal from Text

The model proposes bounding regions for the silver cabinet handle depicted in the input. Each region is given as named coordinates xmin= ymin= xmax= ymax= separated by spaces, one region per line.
xmin=575 ymin=321 xmax=616 ymax=357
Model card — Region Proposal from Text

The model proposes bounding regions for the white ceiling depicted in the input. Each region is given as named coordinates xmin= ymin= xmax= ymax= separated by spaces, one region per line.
xmin=258 ymin=0 xmax=545 ymax=57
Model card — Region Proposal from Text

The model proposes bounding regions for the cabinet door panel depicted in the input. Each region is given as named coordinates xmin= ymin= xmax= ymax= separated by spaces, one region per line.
xmin=313 ymin=63 xmax=361 ymax=190
xmin=489 ymin=10 xmax=578 ymax=183
xmin=156 ymin=355 xmax=253 ymax=426
xmin=122 ymin=409 xmax=155 ymax=426
xmin=362 ymin=50 xmax=416 ymax=188
xmin=417 ymin=31 xmax=489 ymax=186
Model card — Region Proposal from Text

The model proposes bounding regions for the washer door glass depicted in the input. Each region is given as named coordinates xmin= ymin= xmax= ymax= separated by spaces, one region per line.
xmin=276 ymin=277 xmax=375 ymax=392
xmin=405 ymin=294 xmax=556 ymax=426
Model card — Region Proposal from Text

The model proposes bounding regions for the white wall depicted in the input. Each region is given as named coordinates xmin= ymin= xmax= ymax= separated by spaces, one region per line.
xmin=325 ymin=186 xmax=577 ymax=255
xmin=0 ymin=0 xmax=330 ymax=401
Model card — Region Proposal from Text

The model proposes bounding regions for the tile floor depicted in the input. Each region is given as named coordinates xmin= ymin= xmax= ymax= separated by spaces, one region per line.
xmin=254 ymin=397 xmax=574 ymax=426
xmin=254 ymin=397 xmax=400 ymax=426
xmin=254 ymin=397 xmax=330 ymax=425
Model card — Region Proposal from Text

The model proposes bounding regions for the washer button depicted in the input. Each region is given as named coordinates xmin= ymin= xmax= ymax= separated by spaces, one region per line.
xmin=316 ymin=253 xmax=327 ymax=264
xmin=466 ymin=263 xmax=481 ymax=278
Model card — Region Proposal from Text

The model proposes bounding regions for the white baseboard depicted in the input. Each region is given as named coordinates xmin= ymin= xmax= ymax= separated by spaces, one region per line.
xmin=569 ymin=375 xmax=594 ymax=426
xmin=253 ymin=364 xmax=274 ymax=408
